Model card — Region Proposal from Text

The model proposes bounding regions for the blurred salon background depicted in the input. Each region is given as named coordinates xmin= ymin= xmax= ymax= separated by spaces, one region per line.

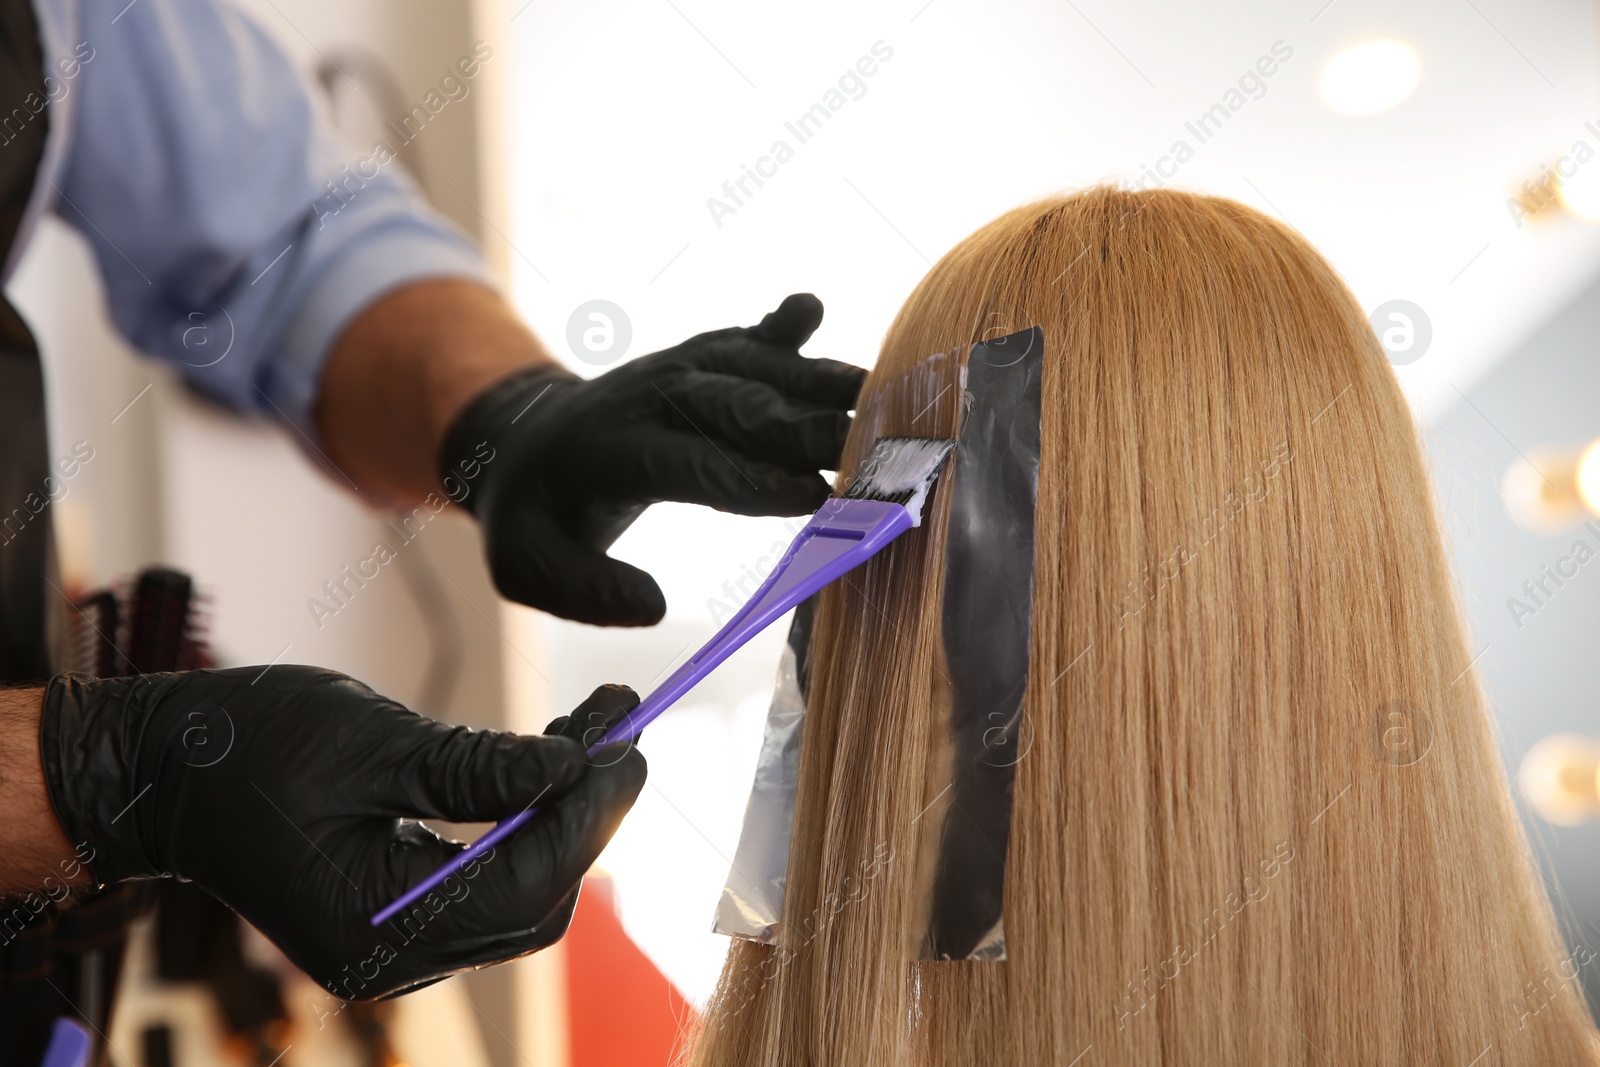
xmin=21 ymin=0 xmax=1600 ymax=1062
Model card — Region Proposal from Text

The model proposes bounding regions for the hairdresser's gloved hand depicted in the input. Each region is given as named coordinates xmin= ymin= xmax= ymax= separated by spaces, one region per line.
xmin=441 ymin=293 xmax=866 ymax=625
xmin=39 ymin=665 xmax=646 ymax=1000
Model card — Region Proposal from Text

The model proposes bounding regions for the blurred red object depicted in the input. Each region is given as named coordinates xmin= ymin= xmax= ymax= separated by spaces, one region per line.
xmin=566 ymin=875 xmax=696 ymax=1066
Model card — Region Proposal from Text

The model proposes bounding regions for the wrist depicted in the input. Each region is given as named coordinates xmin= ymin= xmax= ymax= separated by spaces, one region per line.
xmin=38 ymin=674 xmax=169 ymax=887
xmin=438 ymin=363 xmax=579 ymax=515
xmin=316 ymin=278 xmax=564 ymax=501
xmin=0 ymin=684 xmax=91 ymax=895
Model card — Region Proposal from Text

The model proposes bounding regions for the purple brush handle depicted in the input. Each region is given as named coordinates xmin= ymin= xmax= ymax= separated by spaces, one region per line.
xmin=39 ymin=1018 xmax=92 ymax=1067
xmin=371 ymin=497 xmax=913 ymax=927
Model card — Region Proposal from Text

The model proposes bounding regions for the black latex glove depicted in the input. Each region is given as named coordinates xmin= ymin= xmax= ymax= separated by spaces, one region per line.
xmin=39 ymin=665 xmax=646 ymax=1000
xmin=440 ymin=293 xmax=866 ymax=625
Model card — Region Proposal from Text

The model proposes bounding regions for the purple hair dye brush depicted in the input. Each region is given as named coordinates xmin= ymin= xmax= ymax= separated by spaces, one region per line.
xmin=371 ymin=435 xmax=956 ymax=926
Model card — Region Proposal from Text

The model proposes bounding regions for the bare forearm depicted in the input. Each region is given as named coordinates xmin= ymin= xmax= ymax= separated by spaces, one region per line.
xmin=0 ymin=685 xmax=88 ymax=896
xmin=314 ymin=278 xmax=560 ymax=501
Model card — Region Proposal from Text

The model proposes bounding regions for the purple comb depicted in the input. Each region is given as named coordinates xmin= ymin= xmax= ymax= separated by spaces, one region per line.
xmin=371 ymin=436 xmax=956 ymax=927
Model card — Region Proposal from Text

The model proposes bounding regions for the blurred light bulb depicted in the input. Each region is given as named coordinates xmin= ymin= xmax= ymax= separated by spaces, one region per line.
xmin=1502 ymin=446 xmax=1590 ymax=533
xmin=1519 ymin=734 xmax=1600 ymax=827
xmin=1558 ymin=162 xmax=1600 ymax=221
xmin=1319 ymin=40 xmax=1421 ymax=116
xmin=1574 ymin=439 xmax=1600 ymax=513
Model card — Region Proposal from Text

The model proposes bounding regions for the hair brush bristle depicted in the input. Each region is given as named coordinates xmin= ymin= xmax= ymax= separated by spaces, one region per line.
xmin=843 ymin=436 xmax=956 ymax=515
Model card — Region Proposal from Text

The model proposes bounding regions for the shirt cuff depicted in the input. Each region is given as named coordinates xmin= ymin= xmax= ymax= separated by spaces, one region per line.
xmin=266 ymin=225 xmax=494 ymax=449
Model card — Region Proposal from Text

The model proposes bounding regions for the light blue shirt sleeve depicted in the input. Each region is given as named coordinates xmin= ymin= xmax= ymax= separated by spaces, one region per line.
xmin=44 ymin=0 xmax=492 ymax=438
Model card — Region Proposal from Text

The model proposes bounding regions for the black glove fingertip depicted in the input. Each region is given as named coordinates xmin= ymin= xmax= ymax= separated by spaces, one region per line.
xmin=751 ymin=293 xmax=824 ymax=348
xmin=535 ymin=540 xmax=667 ymax=627
xmin=583 ymin=681 xmax=641 ymax=715
xmin=548 ymin=683 xmax=640 ymax=748
xmin=593 ymin=571 xmax=667 ymax=628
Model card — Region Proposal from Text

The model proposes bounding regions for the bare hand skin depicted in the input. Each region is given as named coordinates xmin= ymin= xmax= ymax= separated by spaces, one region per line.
xmin=314 ymin=278 xmax=560 ymax=501
xmin=0 ymin=686 xmax=87 ymax=895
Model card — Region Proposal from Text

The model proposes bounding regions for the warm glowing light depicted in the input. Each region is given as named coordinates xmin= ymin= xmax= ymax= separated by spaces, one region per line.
xmin=1319 ymin=40 xmax=1421 ymax=116
xmin=1519 ymin=734 xmax=1600 ymax=827
xmin=1557 ymin=162 xmax=1600 ymax=221
xmin=1502 ymin=447 xmax=1589 ymax=533
xmin=1574 ymin=439 xmax=1600 ymax=514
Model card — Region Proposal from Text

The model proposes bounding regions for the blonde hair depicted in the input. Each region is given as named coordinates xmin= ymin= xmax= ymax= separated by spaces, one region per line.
xmin=688 ymin=187 xmax=1599 ymax=1065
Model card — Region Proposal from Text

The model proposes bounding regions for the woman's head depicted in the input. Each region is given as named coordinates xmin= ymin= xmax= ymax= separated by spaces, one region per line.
xmin=691 ymin=187 xmax=1597 ymax=1065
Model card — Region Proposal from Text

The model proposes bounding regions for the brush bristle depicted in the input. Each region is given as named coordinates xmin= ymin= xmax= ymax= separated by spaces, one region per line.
xmin=843 ymin=436 xmax=956 ymax=524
